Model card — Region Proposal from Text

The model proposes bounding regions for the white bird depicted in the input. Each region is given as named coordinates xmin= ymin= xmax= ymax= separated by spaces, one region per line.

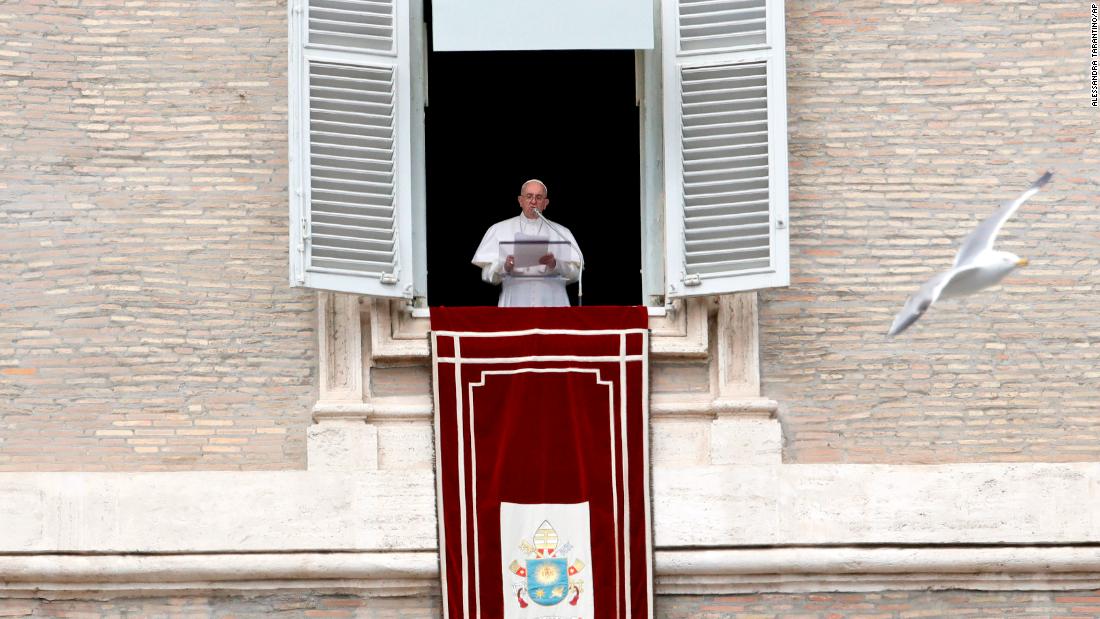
xmin=887 ymin=171 xmax=1053 ymax=337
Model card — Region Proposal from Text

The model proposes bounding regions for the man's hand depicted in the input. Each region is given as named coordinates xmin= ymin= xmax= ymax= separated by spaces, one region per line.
xmin=504 ymin=255 xmax=515 ymax=273
xmin=539 ymin=253 xmax=557 ymax=271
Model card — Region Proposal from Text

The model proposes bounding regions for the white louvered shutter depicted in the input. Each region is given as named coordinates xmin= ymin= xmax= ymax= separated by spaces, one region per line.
xmin=289 ymin=0 xmax=414 ymax=297
xmin=661 ymin=0 xmax=790 ymax=298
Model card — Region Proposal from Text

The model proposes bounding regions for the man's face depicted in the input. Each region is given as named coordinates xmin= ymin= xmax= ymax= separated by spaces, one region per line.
xmin=518 ymin=183 xmax=548 ymax=219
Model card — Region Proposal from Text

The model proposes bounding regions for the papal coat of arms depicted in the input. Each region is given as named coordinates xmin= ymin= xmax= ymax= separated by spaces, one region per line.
xmin=507 ymin=519 xmax=588 ymax=610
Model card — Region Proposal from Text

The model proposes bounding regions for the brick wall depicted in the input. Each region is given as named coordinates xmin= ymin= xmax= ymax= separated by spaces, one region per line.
xmin=767 ymin=0 xmax=1100 ymax=463
xmin=2 ymin=0 xmax=1097 ymax=471
xmin=0 ymin=0 xmax=315 ymax=470
xmin=5 ymin=590 xmax=1100 ymax=618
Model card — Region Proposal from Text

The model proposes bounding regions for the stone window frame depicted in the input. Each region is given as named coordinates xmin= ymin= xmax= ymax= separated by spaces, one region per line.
xmin=310 ymin=294 xmax=780 ymax=471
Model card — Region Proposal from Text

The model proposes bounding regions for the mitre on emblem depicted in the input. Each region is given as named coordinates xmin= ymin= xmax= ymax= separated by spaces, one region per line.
xmin=533 ymin=520 xmax=559 ymax=556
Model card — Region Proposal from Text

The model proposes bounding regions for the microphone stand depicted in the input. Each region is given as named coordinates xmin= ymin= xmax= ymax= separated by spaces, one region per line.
xmin=535 ymin=209 xmax=583 ymax=307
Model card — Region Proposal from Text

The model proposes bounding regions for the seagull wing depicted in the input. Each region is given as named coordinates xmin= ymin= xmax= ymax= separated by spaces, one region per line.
xmin=888 ymin=265 xmax=981 ymax=337
xmin=952 ymin=171 xmax=1052 ymax=268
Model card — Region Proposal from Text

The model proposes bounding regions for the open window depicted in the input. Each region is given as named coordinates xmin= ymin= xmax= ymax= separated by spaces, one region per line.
xmin=424 ymin=49 xmax=641 ymax=307
xmin=289 ymin=0 xmax=789 ymax=305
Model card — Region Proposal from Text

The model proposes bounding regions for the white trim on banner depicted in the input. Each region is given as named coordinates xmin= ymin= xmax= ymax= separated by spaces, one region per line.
xmin=433 ymin=326 xmax=651 ymax=618
xmin=453 ymin=336 xmax=469 ymax=619
xmin=641 ymin=330 xmax=654 ymax=613
xmin=470 ymin=369 xmax=616 ymax=618
xmin=433 ymin=328 xmax=649 ymax=338
xmin=430 ymin=331 xmax=451 ymax=619
xmin=435 ymin=355 xmax=646 ymax=364
xmin=619 ymin=333 xmax=631 ymax=617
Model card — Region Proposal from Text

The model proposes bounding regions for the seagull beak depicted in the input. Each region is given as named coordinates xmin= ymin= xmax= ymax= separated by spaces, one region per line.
xmin=1016 ymin=258 xmax=1029 ymax=267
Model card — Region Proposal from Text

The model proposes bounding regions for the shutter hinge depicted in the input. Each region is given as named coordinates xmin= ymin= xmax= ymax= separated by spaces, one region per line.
xmin=775 ymin=218 xmax=787 ymax=230
xmin=682 ymin=273 xmax=702 ymax=287
xmin=379 ymin=273 xmax=399 ymax=285
xmin=294 ymin=218 xmax=308 ymax=284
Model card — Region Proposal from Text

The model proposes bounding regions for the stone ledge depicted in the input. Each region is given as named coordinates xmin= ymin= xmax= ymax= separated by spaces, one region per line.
xmin=368 ymin=296 xmax=710 ymax=361
xmin=4 ymin=464 xmax=1099 ymax=553
xmin=6 ymin=546 xmax=1100 ymax=596
xmin=0 ymin=471 xmax=438 ymax=553
xmin=657 ymin=546 xmax=1100 ymax=592
xmin=654 ymin=462 xmax=1100 ymax=547
xmin=312 ymin=397 xmax=433 ymax=422
xmin=0 ymin=551 xmax=436 ymax=592
xmin=313 ymin=395 xmax=779 ymax=422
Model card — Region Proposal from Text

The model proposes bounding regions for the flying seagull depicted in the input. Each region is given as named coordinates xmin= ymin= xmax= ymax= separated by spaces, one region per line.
xmin=887 ymin=171 xmax=1053 ymax=337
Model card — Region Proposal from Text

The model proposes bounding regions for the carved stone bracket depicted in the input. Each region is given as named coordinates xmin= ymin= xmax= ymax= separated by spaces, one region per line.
xmin=312 ymin=292 xmax=371 ymax=470
xmin=317 ymin=292 xmax=363 ymax=402
xmin=709 ymin=292 xmax=782 ymax=464
xmin=369 ymin=298 xmax=431 ymax=360
xmin=651 ymin=297 xmax=709 ymax=358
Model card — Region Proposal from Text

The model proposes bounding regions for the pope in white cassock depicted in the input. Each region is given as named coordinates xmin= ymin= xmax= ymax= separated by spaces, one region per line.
xmin=471 ymin=179 xmax=584 ymax=307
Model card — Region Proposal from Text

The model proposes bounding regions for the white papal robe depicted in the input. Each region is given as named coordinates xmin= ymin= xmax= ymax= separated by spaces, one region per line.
xmin=471 ymin=214 xmax=584 ymax=307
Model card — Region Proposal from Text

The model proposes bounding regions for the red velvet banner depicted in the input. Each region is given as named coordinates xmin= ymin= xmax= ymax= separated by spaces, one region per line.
xmin=431 ymin=307 xmax=652 ymax=619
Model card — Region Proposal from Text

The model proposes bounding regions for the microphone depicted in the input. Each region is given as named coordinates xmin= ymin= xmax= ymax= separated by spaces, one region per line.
xmin=535 ymin=209 xmax=584 ymax=306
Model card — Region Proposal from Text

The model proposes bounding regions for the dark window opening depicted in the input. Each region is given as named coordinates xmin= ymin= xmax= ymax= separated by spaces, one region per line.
xmin=425 ymin=47 xmax=642 ymax=307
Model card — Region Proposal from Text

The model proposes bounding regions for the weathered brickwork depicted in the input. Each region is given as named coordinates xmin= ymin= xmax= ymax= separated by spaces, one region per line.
xmin=767 ymin=0 xmax=1100 ymax=463
xmin=0 ymin=0 xmax=316 ymax=470
xmin=5 ymin=590 xmax=1100 ymax=618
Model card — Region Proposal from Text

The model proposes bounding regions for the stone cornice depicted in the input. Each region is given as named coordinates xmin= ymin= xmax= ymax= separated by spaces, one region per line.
xmin=5 ymin=464 xmax=1100 ymax=595
xmin=7 ymin=546 xmax=1100 ymax=597
xmin=4 ymin=464 xmax=1100 ymax=552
